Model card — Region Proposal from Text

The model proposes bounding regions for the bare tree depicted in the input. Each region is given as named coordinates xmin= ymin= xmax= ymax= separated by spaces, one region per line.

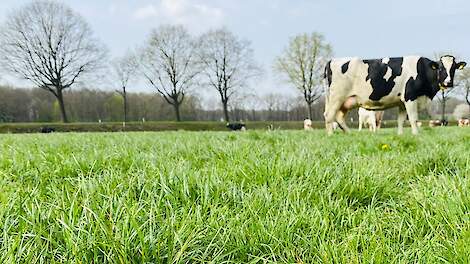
xmin=263 ymin=93 xmax=283 ymax=121
xmin=0 ymin=0 xmax=106 ymax=122
xmin=453 ymin=104 xmax=470 ymax=120
xmin=198 ymin=28 xmax=260 ymax=122
xmin=436 ymin=88 xmax=456 ymax=121
xmin=111 ymin=52 xmax=138 ymax=123
xmin=274 ymin=32 xmax=332 ymax=119
xmin=243 ymin=93 xmax=261 ymax=121
xmin=456 ymin=68 xmax=470 ymax=106
xmin=139 ymin=25 xmax=199 ymax=121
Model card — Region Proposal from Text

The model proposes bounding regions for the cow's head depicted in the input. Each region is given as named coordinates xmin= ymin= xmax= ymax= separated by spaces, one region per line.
xmin=430 ymin=55 xmax=466 ymax=88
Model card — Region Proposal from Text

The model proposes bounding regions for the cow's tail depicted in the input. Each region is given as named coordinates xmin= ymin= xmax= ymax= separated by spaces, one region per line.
xmin=323 ymin=60 xmax=332 ymax=106
xmin=323 ymin=60 xmax=331 ymax=80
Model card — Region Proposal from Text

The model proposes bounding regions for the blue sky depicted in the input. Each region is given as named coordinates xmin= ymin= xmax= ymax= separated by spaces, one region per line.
xmin=1 ymin=0 xmax=469 ymax=95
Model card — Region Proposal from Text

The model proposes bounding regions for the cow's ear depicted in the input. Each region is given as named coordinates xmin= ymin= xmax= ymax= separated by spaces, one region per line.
xmin=430 ymin=61 xmax=439 ymax=70
xmin=457 ymin=61 xmax=467 ymax=70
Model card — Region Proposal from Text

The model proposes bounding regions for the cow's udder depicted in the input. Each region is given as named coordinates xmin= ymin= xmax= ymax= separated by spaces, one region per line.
xmin=341 ymin=96 xmax=358 ymax=110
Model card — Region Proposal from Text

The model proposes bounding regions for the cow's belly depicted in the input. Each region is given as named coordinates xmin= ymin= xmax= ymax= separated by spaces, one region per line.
xmin=356 ymin=95 xmax=430 ymax=111
xmin=360 ymin=96 xmax=402 ymax=110
xmin=345 ymin=82 xmax=405 ymax=110
xmin=342 ymin=90 xmax=402 ymax=110
xmin=339 ymin=95 xmax=401 ymax=111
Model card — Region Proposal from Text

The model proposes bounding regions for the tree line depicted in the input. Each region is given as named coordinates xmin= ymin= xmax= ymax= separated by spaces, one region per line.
xmin=1 ymin=84 xmax=466 ymax=123
xmin=0 ymin=85 xmax=327 ymax=122
xmin=0 ymin=0 xmax=469 ymax=124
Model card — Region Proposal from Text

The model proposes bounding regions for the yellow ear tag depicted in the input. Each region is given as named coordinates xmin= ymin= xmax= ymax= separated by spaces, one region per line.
xmin=439 ymin=84 xmax=446 ymax=90
xmin=432 ymin=65 xmax=437 ymax=70
xmin=459 ymin=64 xmax=465 ymax=70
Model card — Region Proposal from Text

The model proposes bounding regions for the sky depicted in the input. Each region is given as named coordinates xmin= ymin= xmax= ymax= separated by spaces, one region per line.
xmin=1 ymin=0 xmax=469 ymax=97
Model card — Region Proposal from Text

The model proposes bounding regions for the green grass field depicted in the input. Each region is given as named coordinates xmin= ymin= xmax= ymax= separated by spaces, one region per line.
xmin=0 ymin=128 xmax=469 ymax=263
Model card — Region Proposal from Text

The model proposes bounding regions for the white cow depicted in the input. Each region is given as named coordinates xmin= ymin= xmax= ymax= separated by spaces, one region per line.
xmin=304 ymin=119 xmax=313 ymax=130
xmin=358 ymin=108 xmax=384 ymax=132
xmin=458 ymin=118 xmax=470 ymax=127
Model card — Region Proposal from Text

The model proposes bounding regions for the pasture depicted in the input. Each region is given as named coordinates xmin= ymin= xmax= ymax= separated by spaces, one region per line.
xmin=0 ymin=128 xmax=469 ymax=263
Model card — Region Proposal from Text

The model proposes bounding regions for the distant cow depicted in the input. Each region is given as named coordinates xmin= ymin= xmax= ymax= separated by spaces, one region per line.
xmin=303 ymin=119 xmax=313 ymax=130
xmin=429 ymin=120 xmax=440 ymax=127
xmin=332 ymin=122 xmax=339 ymax=130
xmin=40 ymin=126 xmax=55 ymax=133
xmin=358 ymin=107 xmax=384 ymax=132
xmin=324 ymin=55 xmax=466 ymax=135
xmin=226 ymin=122 xmax=246 ymax=131
xmin=428 ymin=120 xmax=448 ymax=127
xmin=458 ymin=118 xmax=470 ymax=127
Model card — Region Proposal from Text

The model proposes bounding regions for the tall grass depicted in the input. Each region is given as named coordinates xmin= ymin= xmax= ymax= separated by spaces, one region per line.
xmin=0 ymin=128 xmax=469 ymax=263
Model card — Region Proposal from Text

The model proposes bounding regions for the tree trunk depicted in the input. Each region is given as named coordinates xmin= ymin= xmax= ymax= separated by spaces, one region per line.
xmin=466 ymin=87 xmax=470 ymax=106
xmin=173 ymin=103 xmax=181 ymax=121
xmin=222 ymin=101 xmax=230 ymax=122
xmin=56 ymin=88 xmax=68 ymax=123
xmin=123 ymin=88 xmax=128 ymax=123
xmin=307 ymin=102 xmax=313 ymax=120
xmin=441 ymin=90 xmax=446 ymax=121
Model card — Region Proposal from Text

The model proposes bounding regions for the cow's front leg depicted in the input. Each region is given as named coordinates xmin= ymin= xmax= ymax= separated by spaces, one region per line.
xmin=404 ymin=101 xmax=419 ymax=135
xmin=397 ymin=105 xmax=407 ymax=135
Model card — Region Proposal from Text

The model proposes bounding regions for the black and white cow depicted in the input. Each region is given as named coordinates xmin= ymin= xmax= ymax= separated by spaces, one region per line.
xmin=226 ymin=122 xmax=246 ymax=131
xmin=40 ymin=126 xmax=55 ymax=133
xmin=323 ymin=55 xmax=466 ymax=135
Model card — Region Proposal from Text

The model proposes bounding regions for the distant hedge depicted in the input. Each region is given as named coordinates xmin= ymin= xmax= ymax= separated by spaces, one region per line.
xmin=0 ymin=121 xmax=301 ymax=133
xmin=0 ymin=120 xmax=458 ymax=134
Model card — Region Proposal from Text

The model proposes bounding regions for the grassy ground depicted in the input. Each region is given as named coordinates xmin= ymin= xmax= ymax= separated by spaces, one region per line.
xmin=0 ymin=128 xmax=469 ymax=263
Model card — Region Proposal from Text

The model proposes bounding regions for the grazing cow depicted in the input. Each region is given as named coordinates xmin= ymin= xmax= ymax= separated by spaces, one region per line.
xmin=226 ymin=122 xmax=246 ymax=131
xmin=304 ymin=119 xmax=313 ymax=130
xmin=428 ymin=120 xmax=440 ymax=127
xmin=458 ymin=118 xmax=470 ymax=127
xmin=358 ymin=107 xmax=384 ymax=132
xmin=40 ymin=126 xmax=55 ymax=133
xmin=324 ymin=55 xmax=466 ymax=135
xmin=428 ymin=119 xmax=448 ymax=127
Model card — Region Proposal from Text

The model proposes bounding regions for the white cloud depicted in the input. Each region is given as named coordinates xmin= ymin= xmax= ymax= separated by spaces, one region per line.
xmin=133 ymin=4 xmax=159 ymax=20
xmin=132 ymin=0 xmax=224 ymax=32
xmin=107 ymin=4 xmax=118 ymax=16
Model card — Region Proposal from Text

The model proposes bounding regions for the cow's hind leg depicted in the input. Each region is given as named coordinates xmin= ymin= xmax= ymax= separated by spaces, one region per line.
xmin=325 ymin=96 xmax=356 ymax=134
xmin=335 ymin=109 xmax=350 ymax=133
xmin=336 ymin=97 xmax=358 ymax=133
xmin=324 ymin=101 xmax=343 ymax=135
